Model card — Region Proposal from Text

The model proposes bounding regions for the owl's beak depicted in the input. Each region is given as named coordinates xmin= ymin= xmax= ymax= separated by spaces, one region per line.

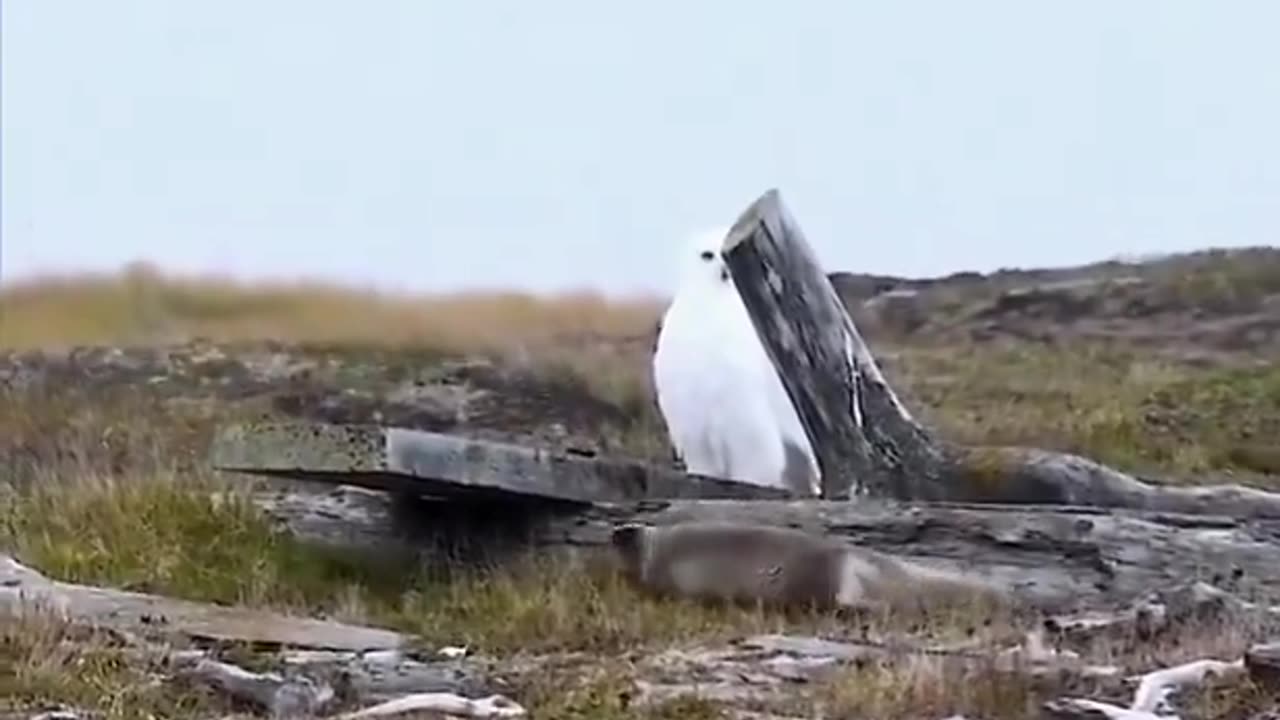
xmin=720 ymin=268 xmax=730 ymax=282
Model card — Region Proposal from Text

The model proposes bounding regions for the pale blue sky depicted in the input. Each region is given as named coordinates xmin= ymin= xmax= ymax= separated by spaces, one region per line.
xmin=3 ymin=1 xmax=1277 ymax=296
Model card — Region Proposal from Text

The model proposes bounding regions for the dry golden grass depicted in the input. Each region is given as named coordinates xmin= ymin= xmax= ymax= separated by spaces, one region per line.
xmin=0 ymin=263 xmax=664 ymax=353
xmin=1 ymin=612 xmax=230 ymax=719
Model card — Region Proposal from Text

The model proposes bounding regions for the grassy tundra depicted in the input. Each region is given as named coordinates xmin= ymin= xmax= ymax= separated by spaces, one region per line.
xmin=3 ymin=255 xmax=1279 ymax=718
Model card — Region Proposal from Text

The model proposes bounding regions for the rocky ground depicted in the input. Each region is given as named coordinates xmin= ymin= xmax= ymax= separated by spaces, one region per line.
xmin=3 ymin=246 xmax=1280 ymax=719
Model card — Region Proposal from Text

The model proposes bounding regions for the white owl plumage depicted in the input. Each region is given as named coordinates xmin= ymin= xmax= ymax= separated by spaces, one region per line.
xmin=651 ymin=226 xmax=822 ymax=497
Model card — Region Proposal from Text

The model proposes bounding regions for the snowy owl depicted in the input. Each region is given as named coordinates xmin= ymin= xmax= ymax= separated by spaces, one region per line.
xmin=651 ymin=226 xmax=822 ymax=497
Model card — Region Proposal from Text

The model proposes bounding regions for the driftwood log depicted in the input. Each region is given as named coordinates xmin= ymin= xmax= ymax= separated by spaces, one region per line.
xmin=0 ymin=553 xmax=408 ymax=652
xmin=248 ymin=485 xmax=1280 ymax=613
xmin=722 ymin=188 xmax=1280 ymax=515
xmin=723 ymin=190 xmax=947 ymax=500
xmin=172 ymin=650 xmax=516 ymax=718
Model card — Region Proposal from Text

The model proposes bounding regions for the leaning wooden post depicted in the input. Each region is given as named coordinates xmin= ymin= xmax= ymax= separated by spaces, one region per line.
xmin=721 ymin=188 xmax=948 ymax=500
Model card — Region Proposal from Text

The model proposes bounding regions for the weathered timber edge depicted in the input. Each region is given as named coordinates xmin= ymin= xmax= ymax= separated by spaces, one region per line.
xmin=943 ymin=444 xmax=1280 ymax=519
xmin=1 ymin=553 xmax=408 ymax=651
xmin=252 ymin=486 xmax=1280 ymax=613
xmin=210 ymin=421 xmax=791 ymax=506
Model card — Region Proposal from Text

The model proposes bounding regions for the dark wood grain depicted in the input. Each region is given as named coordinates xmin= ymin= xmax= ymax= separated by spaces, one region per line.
xmin=721 ymin=188 xmax=947 ymax=500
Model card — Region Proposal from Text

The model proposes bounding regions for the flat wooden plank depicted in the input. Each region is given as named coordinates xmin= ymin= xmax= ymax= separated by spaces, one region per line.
xmin=209 ymin=421 xmax=792 ymax=505
xmin=722 ymin=188 xmax=948 ymax=500
xmin=1 ymin=554 xmax=408 ymax=651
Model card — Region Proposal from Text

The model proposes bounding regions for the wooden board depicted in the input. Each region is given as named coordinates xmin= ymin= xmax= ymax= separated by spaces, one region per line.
xmin=209 ymin=421 xmax=792 ymax=506
xmin=1 ymin=554 xmax=408 ymax=651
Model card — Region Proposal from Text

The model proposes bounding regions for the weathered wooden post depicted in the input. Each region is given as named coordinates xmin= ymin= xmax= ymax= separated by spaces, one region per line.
xmin=720 ymin=188 xmax=948 ymax=500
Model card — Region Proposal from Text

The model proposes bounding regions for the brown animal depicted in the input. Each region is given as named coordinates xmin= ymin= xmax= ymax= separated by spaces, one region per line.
xmin=610 ymin=521 xmax=1009 ymax=615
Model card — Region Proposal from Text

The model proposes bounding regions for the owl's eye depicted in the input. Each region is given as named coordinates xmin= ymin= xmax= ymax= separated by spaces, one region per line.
xmin=700 ymin=251 xmax=715 ymax=261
